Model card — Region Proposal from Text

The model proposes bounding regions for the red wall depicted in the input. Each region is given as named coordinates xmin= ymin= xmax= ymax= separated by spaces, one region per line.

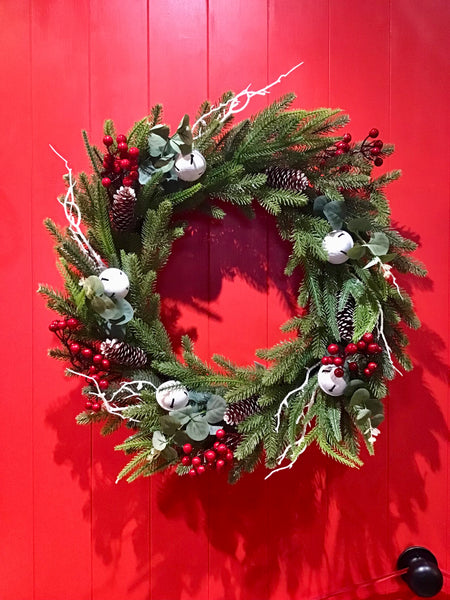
xmin=1 ymin=1 xmax=449 ymax=599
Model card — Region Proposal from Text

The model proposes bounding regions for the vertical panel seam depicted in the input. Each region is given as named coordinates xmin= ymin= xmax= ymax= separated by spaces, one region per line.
xmin=29 ymin=1 xmax=35 ymax=597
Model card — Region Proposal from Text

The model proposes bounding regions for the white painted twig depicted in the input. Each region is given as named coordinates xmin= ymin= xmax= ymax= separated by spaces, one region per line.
xmin=49 ymin=145 xmax=106 ymax=272
xmin=376 ymin=301 xmax=403 ymax=376
xmin=68 ymin=369 xmax=158 ymax=422
xmin=265 ymin=389 xmax=317 ymax=480
xmin=192 ymin=61 xmax=304 ymax=137
xmin=274 ymin=361 xmax=320 ymax=432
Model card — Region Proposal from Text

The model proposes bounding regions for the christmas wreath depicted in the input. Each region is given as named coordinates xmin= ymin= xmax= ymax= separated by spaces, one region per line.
xmin=40 ymin=72 xmax=425 ymax=483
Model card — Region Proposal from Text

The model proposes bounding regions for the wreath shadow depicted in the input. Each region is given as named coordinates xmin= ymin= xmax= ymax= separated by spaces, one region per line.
xmin=45 ymin=211 xmax=449 ymax=599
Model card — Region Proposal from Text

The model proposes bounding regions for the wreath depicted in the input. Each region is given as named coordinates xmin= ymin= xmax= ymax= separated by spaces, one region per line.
xmin=40 ymin=76 xmax=425 ymax=483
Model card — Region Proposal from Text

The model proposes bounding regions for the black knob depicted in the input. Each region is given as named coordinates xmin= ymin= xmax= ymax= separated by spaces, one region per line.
xmin=397 ymin=546 xmax=443 ymax=598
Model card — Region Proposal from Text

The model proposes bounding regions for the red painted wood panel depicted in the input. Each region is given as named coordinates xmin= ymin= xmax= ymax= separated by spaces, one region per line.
xmin=0 ymin=2 xmax=34 ymax=599
xmin=0 ymin=1 xmax=448 ymax=599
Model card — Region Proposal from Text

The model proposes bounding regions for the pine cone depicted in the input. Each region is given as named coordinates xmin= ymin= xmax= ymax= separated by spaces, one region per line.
xmin=266 ymin=166 xmax=309 ymax=192
xmin=100 ymin=338 xmax=147 ymax=367
xmin=337 ymin=296 xmax=355 ymax=343
xmin=224 ymin=397 xmax=260 ymax=426
xmin=110 ymin=186 xmax=136 ymax=231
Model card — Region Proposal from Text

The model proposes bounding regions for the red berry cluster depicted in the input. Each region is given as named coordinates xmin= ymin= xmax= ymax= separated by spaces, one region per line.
xmin=360 ymin=128 xmax=384 ymax=167
xmin=49 ymin=317 xmax=115 ymax=411
xmin=321 ymin=333 xmax=382 ymax=378
xmin=321 ymin=128 xmax=385 ymax=169
xmin=101 ymin=134 xmax=140 ymax=189
xmin=180 ymin=430 xmax=234 ymax=477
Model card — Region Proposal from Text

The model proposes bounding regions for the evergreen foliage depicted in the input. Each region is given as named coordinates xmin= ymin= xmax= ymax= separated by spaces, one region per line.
xmin=40 ymin=93 xmax=425 ymax=483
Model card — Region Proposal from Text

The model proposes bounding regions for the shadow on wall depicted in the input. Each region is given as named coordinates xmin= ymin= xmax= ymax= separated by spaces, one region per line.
xmin=45 ymin=212 xmax=448 ymax=600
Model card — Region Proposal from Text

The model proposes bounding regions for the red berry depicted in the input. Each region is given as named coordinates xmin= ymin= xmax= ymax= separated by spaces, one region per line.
xmin=117 ymin=142 xmax=128 ymax=153
xmin=101 ymin=358 xmax=110 ymax=370
xmin=120 ymin=158 xmax=131 ymax=170
xmin=225 ymin=451 xmax=234 ymax=462
xmin=98 ymin=379 xmax=109 ymax=391
xmin=129 ymin=170 xmax=139 ymax=181
xmin=367 ymin=343 xmax=378 ymax=354
xmin=375 ymin=344 xmax=383 ymax=354
xmin=213 ymin=441 xmax=220 ymax=450
xmin=69 ymin=343 xmax=80 ymax=355
xmin=215 ymin=429 xmax=225 ymax=439
xmin=66 ymin=317 xmax=79 ymax=329
xmin=116 ymin=134 xmax=127 ymax=144
xmin=81 ymin=348 xmax=93 ymax=359
xmin=103 ymin=135 xmax=113 ymax=147
xmin=92 ymin=403 xmax=101 ymax=412
xmin=343 ymin=133 xmax=352 ymax=143
xmin=357 ymin=341 xmax=366 ymax=351
xmin=49 ymin=322 xmax=59 ymax=332
xmin=334 ymin=368 xmax=344 ymax=378
xmin=181 ymin=456 xmax=191 ymax=466
xmin=333 ymin=357 xmax=344 ymax=367
xmin=321 ymin=356 xmax=332 ymax=365
xmin=345 ymin=343 xmax=358 ymax=355
xmin=122 ymin=177 xmax=133 ymax=186
xmin=189 ymin=469 xmax=197 ymax=477
xmin=192 ymin=456 xmax=201 ymax=467
xmin=58 ymin=319 xmax=67 ymax=329
xmin=205 ymin=450 xmax=216 ymax=462
xmin=128 ymin=147 xmax=139 ymax=158
xmin=101 ymin=177 xmax=112 ymax=187
xmin=85 ymin=401 xmax=92 ymax=410
xmin=362 ymin=333 xmax=374 ymax=343
xmin=196 ymin=465 xmax=206 ymax=475
xmin=363 ymin=368 xmax=372 ymax=377
xmin=113 ymin=164 xmax=121 ymax=174
xmin=327 ymin=343 xmax=339 ymax=355
xmin=373 ymin=139 xmax=384 ymax=148
xmin=369 ymin=128 xmax=379 ymax=138
xmin=217 ymin=444 xmax=227 ymax=455
xmin=93 ymin=354 xmax=103 ymax=365
xmin=348 ymin=361 xmax=358 ymax=372
xmin=370 ymin=147 xmax=381 ymax=156
xmin=183 ymin=443 xmax=192 ymax=455
xmin=367 ymin=362 xmax=377 ymax=371
xmin=374 ymin=155 xmax=384 ymax=166
xmin=88 ymin=365 xmax=97 ymax=375
xmin=91 ymin=374 xmax=101 ymax=383
xmin=216 ymin=459 xmax=225 ymax=470
xmin=103 ymin=152 xmax=114 ymax=163
xmin=335 ymin=148 xmax=344 ymax=156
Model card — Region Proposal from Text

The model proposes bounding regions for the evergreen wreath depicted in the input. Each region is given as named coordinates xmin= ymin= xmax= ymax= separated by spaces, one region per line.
xmin=39 ymin=78 xmax=426 ymax=483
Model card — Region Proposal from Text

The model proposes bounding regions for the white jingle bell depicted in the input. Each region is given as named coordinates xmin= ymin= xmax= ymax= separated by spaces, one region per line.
xmin=99 ymin=268 xmax=130 ymax=299
xmin=322 ymin=230 xmax=354 ymax=265
xmin=317 ymin=364 xmax=348 ymax=397
xmin=155 ymin=380 xmax=189 ymax=411
xmin=174 ymin=150 xmax=206 ymax=182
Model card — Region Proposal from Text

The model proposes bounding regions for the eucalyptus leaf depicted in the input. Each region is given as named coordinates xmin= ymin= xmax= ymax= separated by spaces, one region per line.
xmin=349 ymin=387 xmax=371 ymax=407
xmin=313 ymin=195 xmax=329 ymax=216
xmin=149 ymin=124 xmax=170 ymax=140
xmin=343 ymin=379 xmax=365 ymax=397
xmin=370 ymin=413 xmax=385 ymax=427
xmin=148 ymin=132 xmax=169 ymax=157
xmin=152 ymin=430 xmax=167 ymax=451
xmin=189 ymin=391 xmax=209 ymax=405
xmin=159 ymin=415 xmax=180 ymax=435
xmin=186 ymin=417 xmax=210 ymax=441
xmin=176 ymin=114 xmax=193 ymax=147
xmin=346 ymin=245 xmax=366 ymax=260
xmin=173 ymin=430 xmax=190 ymax=445
xmin=161 ymin=446 xmax=178 ymax=462
xmin=347 ymin=217 xmax=372 ymax=233
xmin=356 ymin=408 xmax=371 ymax=423
xmin=138 ymin=161 xmax=156 ymax=185
xmin=206 ymin=394 xmax=226 ymax=423
xmin=366 ymin=231 xmax=390 ymax=256
xmin=365 ymin=398 xmax=384 ymax=415
xmin=83 ymin=275 xmax=105 ymax=297
xmin=323 ymin=200 xmax=344 ymax=229
xmin=380 ymin=253 xmax=397 ymax=263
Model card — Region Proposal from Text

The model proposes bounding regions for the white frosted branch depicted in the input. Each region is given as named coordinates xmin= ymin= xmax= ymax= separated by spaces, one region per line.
xmin=68 ymin=369 xmax=158 ymax=422
xmin=265 ymin=389 xmax=317 ymax=480
xmin=376 ymin=302 xmax=403 ymax=376
xmin=274 ymin=361 xmax=320 ymax=432
xmin=192 ymin=61 xmax=304 ymax=137
xmin=49 ymin=145 xmax=106 ymax=272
